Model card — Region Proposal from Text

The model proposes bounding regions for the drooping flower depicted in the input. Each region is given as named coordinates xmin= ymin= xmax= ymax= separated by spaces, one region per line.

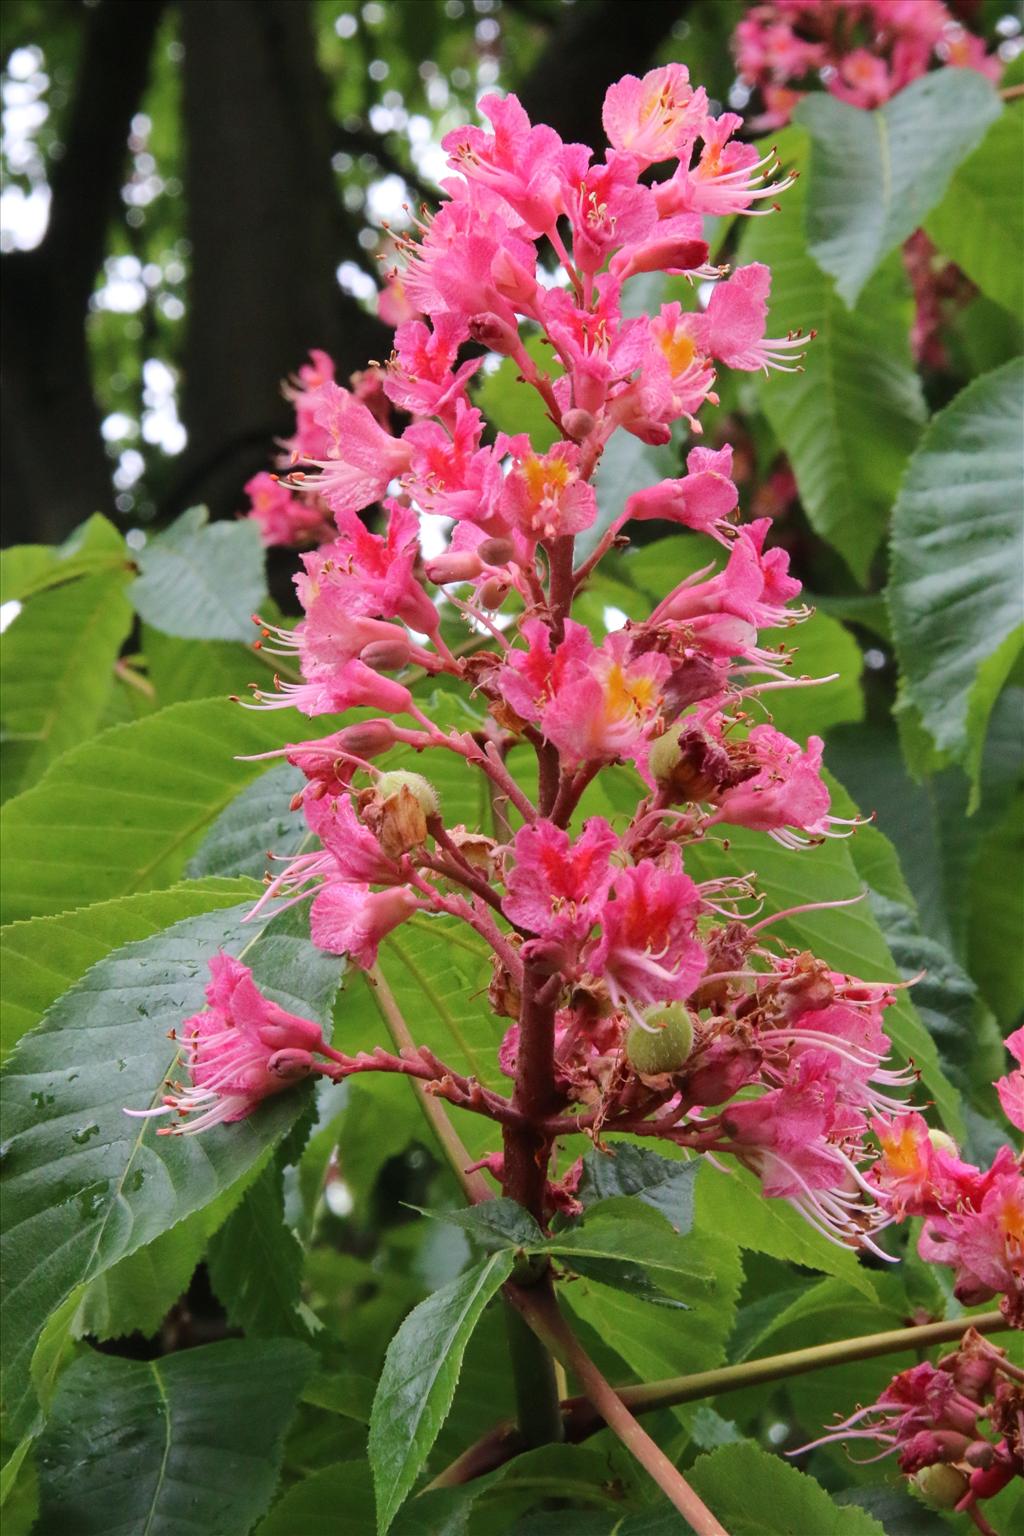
xmin=290 ymin=381 xmax=412 ymax=519
xmin=623 ymin=445 xmax=738 ymax=540
xmin=125 ymin=953 xmax=335 ymax=1134
xmin=310 ymin=882 xmax=420 ymax=969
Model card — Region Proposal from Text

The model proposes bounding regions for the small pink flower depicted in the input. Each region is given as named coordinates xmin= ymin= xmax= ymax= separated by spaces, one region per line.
xmin=602 ymin=65 xmax=708 ymax=168
xmin=499 ymin=440 xmax=598 ymax=542
xmin=624 ymin=445 xmax=738 ymax=540
xmin=292 ymin=381 xmax=412 ymax=518
xmin=384 ymin=313 xmax=483 ymax=422
xmin=711 ymin=725 xmax=832 ymax=841
xmin=699 ymin=263 xmax=808 ymax=374
xmin=504 ymin=818 xmax=618 ymax=944
xmin=125 ymin=954 xmax=334 ymax=1135
xmin=995 ymin=1026 xmax=1024 ymax=1133
xmin=585 ymin=847 xmax=705 ymax=1012
xmin=243 ymin=472 xmax=334 ymax=549
xmin=310 ymin=883 xmax=420 ymax=968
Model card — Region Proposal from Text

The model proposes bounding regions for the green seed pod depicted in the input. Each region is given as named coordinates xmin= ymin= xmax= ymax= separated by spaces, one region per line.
xmin=911 ymin=1463 xmax=970 ymax=1511
xmin=625 ymin=1003 xmax=695 ymax=1075
xmin=927 ymin=1128 xmax=959 ymax=1158
xmin=647 ymin=722 xmax=685 ymax=785
xmin=375 ymin=770 xmax=440 ymax=816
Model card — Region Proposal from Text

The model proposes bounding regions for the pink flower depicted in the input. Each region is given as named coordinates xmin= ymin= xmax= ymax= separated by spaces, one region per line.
xmin=585 ymin=847 xmax=705 ymax=1011
xmin=499 ymin=440 xmax=598 ymax=542
xmin=384 ymin=314 xmax=483 ymax=422
xmin=310 ymin=882 xmax=420 ymax=968
xmin=282 ymin=349 xmax=337 ymax=462
xmin=441 ymin=92 xmax=567 ymax=236
xmin=623 ymin=445 xmax=738 ymax=540
xmin=405 ymin=400 xmax=506 ymax=531
xmin=125 ymin=954 xmax=334 ymax=1134
xmin=711 ymin=725 xmax=832 ymax=842
xmin=918 ymin=1152 xmax=1024 ymax=1310
xmin=563 ymin=152 xmax=658 ymax=276
xmin=653 ymin=516 xmax=802 ymax=629
xmin=243 ymin=472 xmax=333 ymax=549
xmin=699 ymin=263 xmax=807 ymax=374
xmin=292 ymin=381 xmax=412 ymax=518
xmin=541 ymin=630 xmax=670 ymax=769
xmin=602 ymin=65 xmax=708 ymax=168
xmin=504 ymin=818 xmax=618 ymax=943
xmin=995 ymin=1026 xmax=1024 ymax=1133
xmin=327 ymin=500 xmax=441 ymax=637
xmin=498 ymin=617 xmax=596 ymax=724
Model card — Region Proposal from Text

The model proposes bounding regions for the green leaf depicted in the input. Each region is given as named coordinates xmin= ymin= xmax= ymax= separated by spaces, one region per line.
xmin=368 ymin=1250 xmax=514 ymax=1534
xmin=739 ymin=131 xmax=926 ymax=583
xmin=0 ymin=516 xmax=128 ymax=605
xmin=142 ymin=624 xmax=261 ymax=706
xmin=131 ymin=505 xmax=268 ymax=642
xmin=796 ymin=72 xmax=1002 ymax=307
xmin=420 ymin=1197 xmax=545 ymax=1252
xmin=926 ymin=105 xmax=1024 ymax=319
xmin=0 ymin=876 xmax=259 ymax=1062
xmin=0 ymin=570 xmax=134 ymax=801
xmin=688 ymin=1441 xmax=887 ymax=1536
xmin=0 ymin=698 xmax=322 ymax=924
xmin=888 ymin=359 xmax=1024 ymax=789
xmin=207 ymin=1161 xmax=310 ymax=1337
xmin=576 ymin=1142 xmax=699 ymax=1233
xmin=968 ymin=792 xmax=1024 ymax=1028
xmin=256 ymin=1462 xmax=376 ymax=1536
xmin=0 ymin=901 xmax=342 ymax=1435
xmin=537 ymin=1200 xmax=712 ymax=1282
xmin=35 ymin=1339 xmax=312 ymax=1536
xmin=187 ymin=761 xmax=308 ymax=880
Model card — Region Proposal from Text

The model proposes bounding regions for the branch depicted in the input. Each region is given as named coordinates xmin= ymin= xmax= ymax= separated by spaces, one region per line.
xmin=506 ymin=1281 xmax=731 ymax=1536
xmin=429 ymin=1309 xmax=1011 ymax=1487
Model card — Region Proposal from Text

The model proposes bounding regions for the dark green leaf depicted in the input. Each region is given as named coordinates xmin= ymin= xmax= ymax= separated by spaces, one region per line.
xmin=537 ymin=1200 xmax=712 ymax=1282
xmin=888 ymin=359 xmax=1024 ymax=790
xmin=576 ymin=1143 xmax=699 ymax=1233
xmin=688 ymin=1441 xmax=887 ymax=1536
xmin=739 ymin=131 xmax=926 ymax=582
xmin=0 ymin=902 xmax=342 ymax=1434
xmin=796 ymin=73 xmax=1002 ymax=306
xmin=256 ymin=1461 xmax=376 ymax=1536
xmin=0 ymin=877 xmax=260 ymax=1062
xmin=207 ymin=1160 xmax=310 ymax=1337
xmin=131 ymin=505 xmax=269 ymax=642
xmin=369 ymin=1250 xmax=514 ymax=1534
xmin=562 ymin=1255 xmax=690 ymax=1310
xmin=420 ymin=1198 xmax=545 ymax=1252
xmin=35 ymin=1339 xmax=312 ymax=1536
xmin=187 ymin=761 xmax=308 ymax=880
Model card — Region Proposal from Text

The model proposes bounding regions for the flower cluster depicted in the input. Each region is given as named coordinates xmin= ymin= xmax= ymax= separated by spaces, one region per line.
xmin=800 ymin=1328 xmax=1023 ymax=1519
xmin=133 ymin=65 xmax=1021 ymax=1331
xmin=733 ymin=0 xmax=1000 ymax=129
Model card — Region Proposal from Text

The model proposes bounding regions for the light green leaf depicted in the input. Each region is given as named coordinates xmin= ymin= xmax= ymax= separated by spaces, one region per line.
xmin=576 ymin=1142 xmax=699 ymax=1233
xmin=926 ymin=105 xmax=1024 ymax=319
xmin=888 ymin=359 xmax=1024 ymax=790
xmin=368 ymin=1250 xmax=514 ymax=1535
xmin=131 ymin=505 xmax=268 ymax=641
xmin=739 ymin=131 xmax=926 ymax=583
xmin=689 ymin=1441 xmax=887 ymax=1536
xmin=35 ymin=1339 xmax=311 ymax=1536
xmin=796 ymin=72 xmax=1002 ymax=307
xmin=0 ymin=876 xmax=259 ymax=1062
xmin=537 ymin=1200 xmax=712 ymax=1282
xmin=0 ymin=698 xmax=325 ymax=924
xmin=968 ymin=792 xmax=1024 ymax=1028
xmin=0 ymin=570 xmax=134 ymax=800
xmin=0 ymin=902 xmax=342 ymax=1435
xmin=0 ymin=516 xmax=128 ymax=605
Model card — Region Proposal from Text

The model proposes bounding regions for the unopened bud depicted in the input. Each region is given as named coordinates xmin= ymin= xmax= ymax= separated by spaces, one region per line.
xmin=478 ymin=577 xmax=509 ymax=610
xmin=648 ymin=721 xmax=735 ymax=803
xmin=477 ymin=537 xmax=515 ymax=566
xmin=610 ymin=237 xmax=710 ymax=282
xmin=425 ymin=551 xmax=484 ymax=583
xmin=928 ymin=1129 xmax=959 ymax=1158
xmin=561 ymin=408 xmax=596 ymax=442
xmin=468 ymin=311 xmax=521 ymax=355
xmin=625 ymin=1004 xmax=694 ymax=1076
xmin=360 ymin=637 xmax=414 ymax=671
xmin=521 ymin=938 xmax=570 ymax=976
xmin=376 ymin=770 xmax=440 ymax=817
xmin=911 ymin=1464 xmax=970 ymax=1511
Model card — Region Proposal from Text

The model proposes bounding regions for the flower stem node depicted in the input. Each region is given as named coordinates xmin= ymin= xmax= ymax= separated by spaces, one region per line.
xmin=910 ymin=1463 xmax=971 ymax=1511
xmin=625 ymin=1003 xmax=695 ymax=1075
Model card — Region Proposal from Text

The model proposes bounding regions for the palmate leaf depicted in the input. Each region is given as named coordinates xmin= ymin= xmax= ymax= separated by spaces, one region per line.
xmin=0 ymin=876 xmax=260 ymax=1062
xmin=576 ymin=1142 xmax=699 ymax=1232
xmin=925 ymin=106 xmax=1024 ymax=321
xmin=0 ymin=515 xmax=128 ymax=606
xmin=0 ymin=901 xmax=343 ymax=1436
xmin=739 ymin=128 xmax=926 ymax=583
xmin=795 ymin=71 xmax=1002 ymax=307
xmin=0 ymin=697 xmax=331 ymax=924
xmin=34 ymin=1339 xmax=312 ymax=1536
xmin=368 ymin=1250 xmax=514 ymax=1535
xmin=888 ymin=359 xmax=1024 ymax=794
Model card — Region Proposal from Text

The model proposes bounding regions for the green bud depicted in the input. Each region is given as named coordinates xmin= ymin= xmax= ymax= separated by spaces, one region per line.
xmin=647 ymin=723 xmax=685 ymax=785
xmin=928 ymin=1129 xmax=959 ymax=1158
xmin=375 ymin=770 xmax=440 ymax=816
xmin=911 ymin=1464 xmax=969 ymax=1511
xmin=625 ymin=1004 xmax=694 ymax=1075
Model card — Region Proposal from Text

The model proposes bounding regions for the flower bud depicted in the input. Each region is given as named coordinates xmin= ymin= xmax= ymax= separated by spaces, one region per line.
xmin=468 ymin=311 xmax=521 ymax=355
xmin=376 ymin=769 xmax=440 ymax=817
xmin=625 ymin=1003 xmax=694 ymax=1076
xmin=610 ymin=237 xmax=710 ymax=282
xmin=911 ymin=1464 xmax=970 ymax=1511
xmin=479 ymin=577 xmax=509 ymax=610
xmin=360 ymin=636 xmax=414 ymax=671
xmin=928 ymin=1128 xmax=960 ymax=1158
xmin=521 ymin=938 xmax=570 ymax=976
xmin=561 ymin=408 xmax=596 ymax=442
xmin=424 ymin=550 xmax=485 ymax=583
xmin=477 ymin=537 xmax=515 ymax=566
